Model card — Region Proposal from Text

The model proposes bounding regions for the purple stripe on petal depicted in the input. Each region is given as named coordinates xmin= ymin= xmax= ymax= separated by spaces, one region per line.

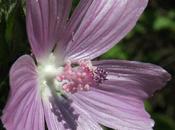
xmin=62 ymin=0 xmax=148 ymax=61
xmin=71 ymin=102 xmax=103 ymax=130
xmin=43 ymin=93 xmax=103 ymax=130
xmin=1 ymin=55 xmax=44 ymax=130
xmin=93 ymin=60 xmax=171 ymax=99
xmin=72 ymin=90 xmax=154 ymax=130
xmin=70 ymin=60 xmax=170 ymax=130
xmin=43 ymin=98 xmax=66 ymax=130
xmin=43 ymin=92 xmax=80 ymax=130
xmin=26 ymin=0 xmax=72 ymax=60
xmin=54 ymin=0 xmax=94 ymax=56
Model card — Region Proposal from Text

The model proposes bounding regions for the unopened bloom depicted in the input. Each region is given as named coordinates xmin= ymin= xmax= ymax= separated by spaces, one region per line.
xmin=1 ymin=0 xmax=171 ymax=130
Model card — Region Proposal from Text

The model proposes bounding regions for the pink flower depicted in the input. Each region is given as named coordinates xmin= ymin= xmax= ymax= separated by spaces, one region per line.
xmin=1 ymin=0 xmax=171 ymax=130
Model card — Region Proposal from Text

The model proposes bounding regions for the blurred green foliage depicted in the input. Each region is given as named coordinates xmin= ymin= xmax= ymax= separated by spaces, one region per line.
xmin=0 ymin=0 xmax=175 ymax=130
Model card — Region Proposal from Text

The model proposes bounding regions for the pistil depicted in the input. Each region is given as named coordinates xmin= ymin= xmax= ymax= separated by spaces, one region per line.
xmin=57 ymin=60 xmax=107 ymax=93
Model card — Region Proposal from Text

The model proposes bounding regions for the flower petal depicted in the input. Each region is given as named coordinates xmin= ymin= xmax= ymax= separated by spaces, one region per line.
xmin=43 ymin=93 xmax=102 ymax=130
xmin=27 ymin=0 xmax=72 ymax=59
xmin=43 ymin=92 xmax=81 ymax=130
xmin=72 ymin=102 xmax=103 ymax=130
xmin=54 ymin=0 xmax=93 ymax=57
xmin=62 ymin=0 xmax=148 ymax=61
xmin=1 ymin=55 xmax=44 ymax=130
xmin=71 ymin=60 xmax=171 ymax=130
xmin=93 ymin=60 xmax=171 ymax=99
xmin=73 ymin=91 xmax=153 ymax=130
xmin=42 ymin=97 xmax=66 ymax=130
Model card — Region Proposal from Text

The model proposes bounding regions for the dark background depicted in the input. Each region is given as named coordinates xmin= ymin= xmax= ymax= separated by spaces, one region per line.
xmin=0 ymin=0 xmax=175 ymax=130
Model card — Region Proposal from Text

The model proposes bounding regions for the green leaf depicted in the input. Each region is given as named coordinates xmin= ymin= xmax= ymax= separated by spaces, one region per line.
xmin=153 ymin=16 xmax=175 ymax=31
xmin=101 ymin=44 xmax=129 ymax=59
xmin=153 ymin=114 xmax=175 ymax=130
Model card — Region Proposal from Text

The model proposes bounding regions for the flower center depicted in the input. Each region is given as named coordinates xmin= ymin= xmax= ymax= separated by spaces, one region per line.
xmin=57 ymin=60 xmax=107 ymax=93
xmin=37 ymin=54 xmax=107 ymax=98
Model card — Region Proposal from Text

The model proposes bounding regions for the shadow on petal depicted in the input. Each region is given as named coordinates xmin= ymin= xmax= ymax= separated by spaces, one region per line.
xmin=49 ymin=94 xmax=79 ymax=130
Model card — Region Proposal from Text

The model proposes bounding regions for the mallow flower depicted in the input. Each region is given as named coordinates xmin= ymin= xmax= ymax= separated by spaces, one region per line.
xmin=1 ymin=0 xmax=171 ymax=130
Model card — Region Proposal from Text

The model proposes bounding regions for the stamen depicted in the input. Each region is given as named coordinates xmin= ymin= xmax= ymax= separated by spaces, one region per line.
xmin=57 ymin=60 xmax=107 ymax=93
xmin=94 ymin=67 xmax=108 ymax=83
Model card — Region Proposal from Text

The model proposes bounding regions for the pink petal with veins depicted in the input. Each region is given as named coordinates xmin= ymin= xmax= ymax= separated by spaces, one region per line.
xmin=1 ymin=55 xmax=44 ymax=130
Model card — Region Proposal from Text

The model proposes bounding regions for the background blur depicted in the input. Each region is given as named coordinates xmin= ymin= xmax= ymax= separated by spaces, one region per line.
xmin=0 ymin=0 xmax=175 ymax=130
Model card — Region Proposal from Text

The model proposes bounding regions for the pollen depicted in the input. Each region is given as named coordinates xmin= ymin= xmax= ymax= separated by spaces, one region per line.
xmin=57 ymin=60 xmax=107 ymax=93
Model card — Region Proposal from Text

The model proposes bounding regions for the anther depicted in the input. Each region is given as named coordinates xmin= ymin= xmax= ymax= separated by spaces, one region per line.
xmin=56 ymin=61 xmax=108 ymax=93
xmin=94 ymin=67 xmax=108 ymax=83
